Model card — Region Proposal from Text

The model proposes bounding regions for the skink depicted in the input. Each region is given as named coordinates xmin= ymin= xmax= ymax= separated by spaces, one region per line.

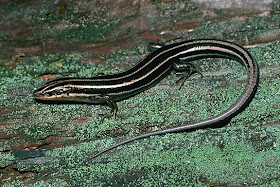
xmin=33 ymin=39 xmax=259 ymax=158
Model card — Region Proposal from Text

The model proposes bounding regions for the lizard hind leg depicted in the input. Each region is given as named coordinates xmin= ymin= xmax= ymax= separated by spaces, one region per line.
xmin=174 ymin=60 xmax=203 ymax=89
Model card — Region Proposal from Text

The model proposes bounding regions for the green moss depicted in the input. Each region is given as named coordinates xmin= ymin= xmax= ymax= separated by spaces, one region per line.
xmin=188 ymin=15 xmax=280 ymax=41
xmin=56 ymin=22 xmax=115 ymax=43
xmin=0 ymin=0 xmax=121 ymax=46
xmin=2 ymin=180 xmax=25 ymax=187
xmin=11 ymin=123 xmax=279 ymax=186
xmin=0 ymin=152 xmax=14 ymax=168
xmin=151 ymin=0 xmax=196 ymax=14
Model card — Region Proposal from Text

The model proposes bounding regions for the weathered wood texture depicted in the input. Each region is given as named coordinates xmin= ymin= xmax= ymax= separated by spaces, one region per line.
xmin=1 ymin=0 xmax=280 ymax=186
